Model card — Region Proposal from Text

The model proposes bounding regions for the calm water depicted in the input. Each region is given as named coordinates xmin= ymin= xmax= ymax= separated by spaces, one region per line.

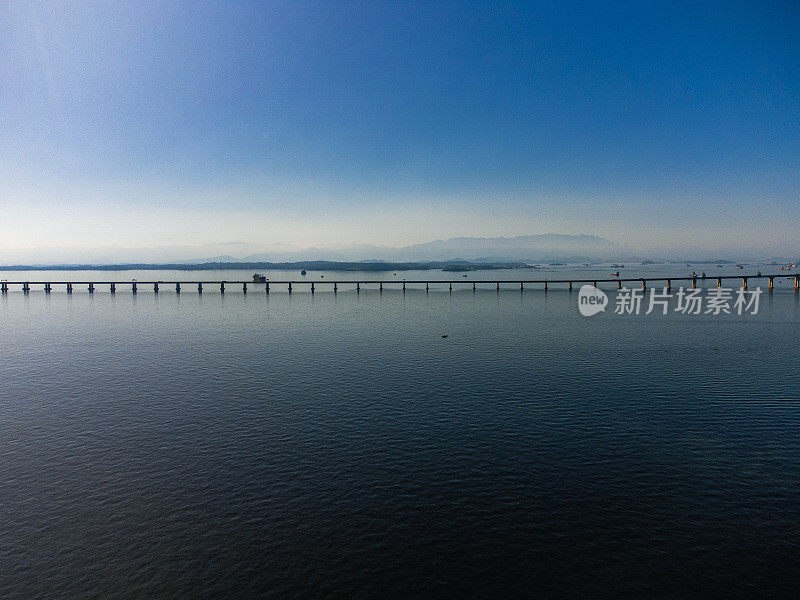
xmin=1 ymin=270 xmax=799 ymax=598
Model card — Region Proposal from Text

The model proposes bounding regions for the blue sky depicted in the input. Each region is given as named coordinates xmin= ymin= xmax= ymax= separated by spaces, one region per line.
xmin=1 ymin=1 xmax=798 ymax=258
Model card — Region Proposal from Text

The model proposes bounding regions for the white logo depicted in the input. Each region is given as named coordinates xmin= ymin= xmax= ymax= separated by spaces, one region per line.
xmin=578 ymin=285 xmax=608 ymax=317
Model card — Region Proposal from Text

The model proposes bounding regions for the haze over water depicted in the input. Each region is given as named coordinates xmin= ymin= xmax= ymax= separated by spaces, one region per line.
xmin=2 ymin=269 xmax=798 ymax=598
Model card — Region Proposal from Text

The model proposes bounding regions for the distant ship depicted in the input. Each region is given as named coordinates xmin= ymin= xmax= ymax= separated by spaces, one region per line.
xmin=301 ymin=270 xmax=307 ymax=275
xmin=252 ymin=273 xmax=267 ymax=283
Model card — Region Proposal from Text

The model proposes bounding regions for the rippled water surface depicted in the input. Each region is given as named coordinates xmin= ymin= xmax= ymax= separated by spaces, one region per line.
xmin=1 ymin=279 xmax=799 ymax=598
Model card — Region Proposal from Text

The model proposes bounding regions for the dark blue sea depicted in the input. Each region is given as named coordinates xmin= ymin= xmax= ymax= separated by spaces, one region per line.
xmin=1 ymin=266 xmax=798 ymax=598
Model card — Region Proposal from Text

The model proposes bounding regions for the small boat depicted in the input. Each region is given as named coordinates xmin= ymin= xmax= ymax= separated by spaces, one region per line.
xmin=736 ymin=265 xmax=744 ymax=269
xmin=611 ymin=271 xmax=619 ymax=277
xmin=716 ymin=265 xmax=723 ymax=268
xmin=252 ymin=273 xmax=267 ymax=283
xmin=756 ymin=271 xmax=762 ymax=277
xmin=701 ymin=272 xmax=706 ymax=278
xmin=300 ymin=270 xmax=307 ymax=275
xmin=462 ymin=274 xmax=468 ymax=277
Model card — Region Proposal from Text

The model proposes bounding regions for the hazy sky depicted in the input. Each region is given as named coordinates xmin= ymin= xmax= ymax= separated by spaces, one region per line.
xmin=1 ymin=1 xmax=798 ymax=258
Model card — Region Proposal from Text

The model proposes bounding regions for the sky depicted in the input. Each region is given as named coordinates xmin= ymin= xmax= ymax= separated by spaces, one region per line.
xmin=1 ymin=0 xmax=798 ymax=261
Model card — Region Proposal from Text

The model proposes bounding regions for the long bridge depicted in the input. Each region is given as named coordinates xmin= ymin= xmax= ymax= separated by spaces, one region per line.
xmin=1 ymin=273 xmax=798 ymax=294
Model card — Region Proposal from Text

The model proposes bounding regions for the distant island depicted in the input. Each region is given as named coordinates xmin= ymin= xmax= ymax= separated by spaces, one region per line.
xmin=0 ymin=260 xmax=531 ymax=272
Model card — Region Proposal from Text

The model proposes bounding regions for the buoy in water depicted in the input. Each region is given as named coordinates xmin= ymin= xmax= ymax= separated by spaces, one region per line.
xmin=442 ymin=334 xmax=448 ymax=338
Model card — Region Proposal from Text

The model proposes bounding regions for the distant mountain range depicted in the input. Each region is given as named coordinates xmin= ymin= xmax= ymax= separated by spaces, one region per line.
xmin=1 ymin=234 xmax=795 ymax=266
xmin=232 ymin=234 xmax=627 ymax=263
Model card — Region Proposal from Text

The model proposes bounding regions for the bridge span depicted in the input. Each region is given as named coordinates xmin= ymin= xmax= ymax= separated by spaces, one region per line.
xmin=1 ymin=274 xmax=798 ymax=294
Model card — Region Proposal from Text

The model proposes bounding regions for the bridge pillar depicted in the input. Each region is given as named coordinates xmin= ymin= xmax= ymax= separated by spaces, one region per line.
xmin=333 ymin=282 xmax=337 ymax=293
xmin=288 ymin=282 xmax=292 ymax=294
xmin=153 ymin=283 xmax=158 ymax=294
xmin=426 ymin=282 xmax=429 ymax=292
xmin=88 ymin=283 xmax=94 ymax=293
xmin=110 ymin=283 xmax=115 ymax=294
xmin=67 ymin=283 xmax=73 ymax=294
xmin=666 ymin=279 xmax=671 ymax=292
xmin=519 ymin=282 xmax=523 ymax=291
xmin=403 ymin=282 xmax=406 ymax=292
xmin=243 ymin=282 xmax=247 ymax=294
xmin=220 ymin=282 xmax=225 ymax=294
xmin=1 ymin=283 xmax=6 ymax=293
xmin=45 ymin=283 xmax=51 ymax=293
xmin=176 ymin=283 xmax=180 ymax=294
xmin=642 ymin=279 xmax=646 ymax=290
xmin=544 ymin=281 xmax=548 ymax=292
xmin=795 ymin=275 xmax=799 ymax=293
xmin=311 ymin=282 xmax=315 ymax=294
xmin=690 ymin=276 xmax=696 ymax=289
xmin=198 ymin=283 xmax=202 ymax=294
xmin=768 ymin=277 xmax=774 ymax=292
xmin=132 ymin=283 xmax=137 ymax=294
xmin=569 ymin=281 xmax=573 ymax=292
xmin=618 ymin=280 xmax=622 ymax=290
xmin=473 ymin=282 xmax=476 ymax=291
xmin=450 ymin=283 xmax=453 ymax=292
xmin=379 ymin=282 xmax=382 ymax=292
xmin=356 ymin=282 xmax=360 ymax=293
xmin=23 ymin=282 xmax=30 ymax=293
xmin=265 ymin=282 xmax=269 ymax=294
xmin=742 ymin=277 xmax=748 ymax=290
xmin=717 ymin=277 xmax=722 ymax=288
xmin=593 ymin=281 xmax=597 ymax=288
